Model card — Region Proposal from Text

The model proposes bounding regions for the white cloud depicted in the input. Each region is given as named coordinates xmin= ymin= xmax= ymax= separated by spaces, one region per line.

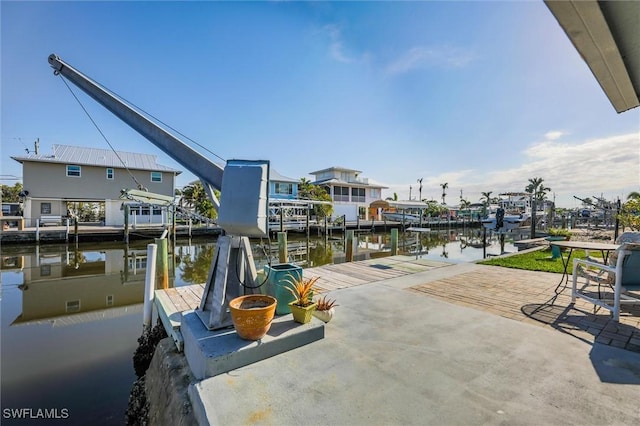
xmin=544 ymin=130 xmax=565 ymax=140
xmin=385 ymin=45 xmax=475 ymax=75
xmin=323 ymin=24 xmax=353 ymax=63
xmin=377 ymin=132 xmax=639 ymax=207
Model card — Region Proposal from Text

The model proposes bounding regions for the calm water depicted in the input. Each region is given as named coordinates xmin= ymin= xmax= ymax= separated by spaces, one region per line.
xmin=0 ymin=228 xmax=516 ymax=424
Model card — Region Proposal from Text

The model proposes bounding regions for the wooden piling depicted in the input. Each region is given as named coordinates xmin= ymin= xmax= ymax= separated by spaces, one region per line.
xmin=345 ymin=230 xmax=354 ymax=262
xmin=124 ymin=204 xmax=130 ymax=244
xmin=155 ymin=237 xmax=169 ymax=289
xmin=278 ymin=231 xmax=287 ymax=263
xmin=391 ymin=228 xmax=398 ymax=255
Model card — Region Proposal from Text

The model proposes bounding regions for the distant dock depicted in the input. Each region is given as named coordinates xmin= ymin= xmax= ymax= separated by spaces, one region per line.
xmin=0 ymin=223 xmax=221 ymax=244
xmin=1 ymin=218 xmax=482 ymax=244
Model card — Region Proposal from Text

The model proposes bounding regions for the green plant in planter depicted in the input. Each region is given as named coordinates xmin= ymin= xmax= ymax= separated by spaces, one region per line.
xmin=548 ymin=227 xmax=572 ymax=239
xmin=315 ymin=295 xmax=337 ymax=311
xmin=313 ymin=295 xmax=338 ymax=323
xmin=283 ymin=275 xmax=319 ymax=323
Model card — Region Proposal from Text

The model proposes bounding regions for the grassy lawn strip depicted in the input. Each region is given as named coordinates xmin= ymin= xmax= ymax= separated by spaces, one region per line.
xmin=478 ymin=248 xmax=591 ymax=274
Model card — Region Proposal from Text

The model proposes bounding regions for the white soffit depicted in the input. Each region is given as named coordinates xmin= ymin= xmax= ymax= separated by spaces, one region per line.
xmin=545 ymin=0 xmax=640 ymax=113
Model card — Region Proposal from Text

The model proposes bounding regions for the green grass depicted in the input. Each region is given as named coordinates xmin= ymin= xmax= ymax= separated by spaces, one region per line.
xmin=478 ymin=248 xmax=591 ymax=274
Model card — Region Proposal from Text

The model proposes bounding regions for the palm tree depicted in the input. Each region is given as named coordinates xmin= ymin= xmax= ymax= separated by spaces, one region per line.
xmin=525 ymin=177 xmax=551 ymax=237
xmin=459 ymin=198 xmax=471 ymax=221
xmin=440 ymin=182 xmax=448 ymax=205
xmin=181 ymin=181 xmax=219 ymax=219
xmin=298 ymin=177 xmax=313 ymax=198
xmin=627 ymin=191 xmax=640 ymax=201
xmin=297 ymin=177 xmax=333 ymax=218
xmin=480 ymin=191 xmax=492 ymax=216
xmin=385 ymin=192 xmax=399 ymax=201
xmin=525 ymin=177 xmax=551 ymax=204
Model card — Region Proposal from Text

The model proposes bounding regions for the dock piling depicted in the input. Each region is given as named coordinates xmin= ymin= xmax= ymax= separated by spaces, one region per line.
xmin=346 ymin=230 xmax=354 ymax=262
xmin=278 ymin=232 xmax=287 ymax=263
xmin=391 ymin=228 xmax=398 ymax=255
xmin=155 ymin=236 xmax=169 ymax=289
xmin=143 ymin=243 xmax=158 ymax=330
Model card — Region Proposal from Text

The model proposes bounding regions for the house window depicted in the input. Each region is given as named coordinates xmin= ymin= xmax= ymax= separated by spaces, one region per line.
xmin=106 ymin=168 xmax=114 ymax=180
xmin=275 ymin=183 xmax=293 ymax=195
xmin=66 ymin=300 xmax=81 ymax=312
xmin=334 ymin=186 xmax=350 ymax=202
xmin=370 ymin=188 xmax=380 ymax=199
xmin=106 ymin=295 xmax=114 ymax=306
xmin=128 ymin=256 xmax=148 ymax=270
xmin=40 ymin=264 xmax=51 ymax=276
xmin=41 ymin=203 xmax=52 ymax=214
xmin=66 ymin=165 xmax=81 ymax=177
xmin=151 ymin=172 xmax=162 ymax=183
xmin=351 ymin=188 xmax=365 ymax=203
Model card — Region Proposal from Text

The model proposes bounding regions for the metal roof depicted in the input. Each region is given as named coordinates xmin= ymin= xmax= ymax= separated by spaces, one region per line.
xmin=545 ymin=0 xmax=640 ymax=113
xmin=312 ymin=177 xmax=388 ymax=189
xmin=11 ymin=144 xmax=181 ymax=173
xmin=269 ymin=169 xmax=298 ymax=183
xmin=309 ymin=166 xmax=363 ymax=175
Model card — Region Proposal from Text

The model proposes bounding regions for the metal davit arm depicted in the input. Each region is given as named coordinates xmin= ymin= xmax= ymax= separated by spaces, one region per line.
xmin=48 ymin=53 xmax=223 ymax=208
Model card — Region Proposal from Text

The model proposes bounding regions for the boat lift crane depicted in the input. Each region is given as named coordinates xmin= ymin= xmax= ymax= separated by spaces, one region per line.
xmin=48 ymin=53 xmax=269 ymax=330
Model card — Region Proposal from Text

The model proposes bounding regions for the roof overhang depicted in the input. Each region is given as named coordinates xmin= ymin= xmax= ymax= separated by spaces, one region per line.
xmin=545 ymin=0 xmax=640 ymax=113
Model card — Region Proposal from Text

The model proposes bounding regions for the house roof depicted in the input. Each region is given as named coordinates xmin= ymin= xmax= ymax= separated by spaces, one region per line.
xmin=270 ymin=169 xmax=298 ymax=183
xmin=545 ymin=0 xmax=640 ymax=113
xmin=309 ymin=166 xmax=363 ymax=175
xmin=312 ymin=177 xmax=388 ymax=189
xmin=11 ymin=144 xmax=181 ymax=173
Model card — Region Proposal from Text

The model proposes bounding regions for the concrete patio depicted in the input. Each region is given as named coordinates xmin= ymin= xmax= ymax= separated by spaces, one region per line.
xmin=180 ymin=259 xmax=640 ymax=425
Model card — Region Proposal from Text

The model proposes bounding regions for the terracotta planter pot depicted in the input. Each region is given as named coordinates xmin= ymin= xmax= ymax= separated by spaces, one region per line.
xmin=288 ymin=302 xmax=317 ymax=324
xmin=229 ymin=295 xmax=277 ymax=340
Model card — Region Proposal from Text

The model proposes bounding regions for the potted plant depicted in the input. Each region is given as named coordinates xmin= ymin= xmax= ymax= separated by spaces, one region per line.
xmin=546 ymin=227 xmax=572 ymax=259
xmin=228 ymin=294 xmax=277 ymax=340
xmin=283 ymin=275 xmax=318 ymax=324
xmin=548 ymin=227 xmax=572 ymax=240
xmin=312 ymin=295 xmax=337 ymax=323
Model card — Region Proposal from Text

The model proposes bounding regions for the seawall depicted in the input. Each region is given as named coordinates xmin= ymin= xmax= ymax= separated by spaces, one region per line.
xmin=145 ymin=338 xmax=198 ymax=425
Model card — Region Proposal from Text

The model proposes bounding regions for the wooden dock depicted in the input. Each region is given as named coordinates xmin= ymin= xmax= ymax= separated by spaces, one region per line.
xmin=155 ymin=284 xmax=205 ymax=351
xmin=154 ymin=256 xmax=450 ymax=351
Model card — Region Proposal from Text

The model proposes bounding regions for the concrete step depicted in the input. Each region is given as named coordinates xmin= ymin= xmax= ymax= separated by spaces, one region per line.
xmin=181 ymin=309 xmax=324 ymax=379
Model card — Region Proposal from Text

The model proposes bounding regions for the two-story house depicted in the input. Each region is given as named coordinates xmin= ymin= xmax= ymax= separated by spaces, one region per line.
xmin=11 ymin=144 xmax=180 ymax=227
xmin=309 ymin=166 xmax=387 ymax=221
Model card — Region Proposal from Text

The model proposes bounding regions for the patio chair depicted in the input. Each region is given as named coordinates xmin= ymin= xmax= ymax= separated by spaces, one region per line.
xmin=571 ymin=233 xmax=640 ymax=321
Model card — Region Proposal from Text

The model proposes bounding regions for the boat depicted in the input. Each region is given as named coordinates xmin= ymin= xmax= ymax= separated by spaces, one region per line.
xmin=481 ymin=207 xmax=528 ymax=232
xmin=373 ymin=200 xmax=428 ymax=225
xmin=382 ymin=212 xmax=422 ymax=224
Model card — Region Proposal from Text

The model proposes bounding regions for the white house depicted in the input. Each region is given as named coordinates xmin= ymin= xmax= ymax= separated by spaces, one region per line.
xmin=309 ymin=166 xmax=387 ymax=221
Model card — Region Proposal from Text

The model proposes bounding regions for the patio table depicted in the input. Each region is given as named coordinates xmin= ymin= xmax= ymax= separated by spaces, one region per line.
xmin=549 ymin=240 xmax=620 ymax=293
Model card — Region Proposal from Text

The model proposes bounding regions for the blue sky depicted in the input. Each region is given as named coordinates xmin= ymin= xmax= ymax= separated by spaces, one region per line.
xmin=2 ymin=1 xmax=638 ymax=208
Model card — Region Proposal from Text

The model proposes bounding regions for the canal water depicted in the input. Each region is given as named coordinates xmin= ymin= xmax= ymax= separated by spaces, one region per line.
xmin=0 ymin=228 xmax=517 ymax=424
